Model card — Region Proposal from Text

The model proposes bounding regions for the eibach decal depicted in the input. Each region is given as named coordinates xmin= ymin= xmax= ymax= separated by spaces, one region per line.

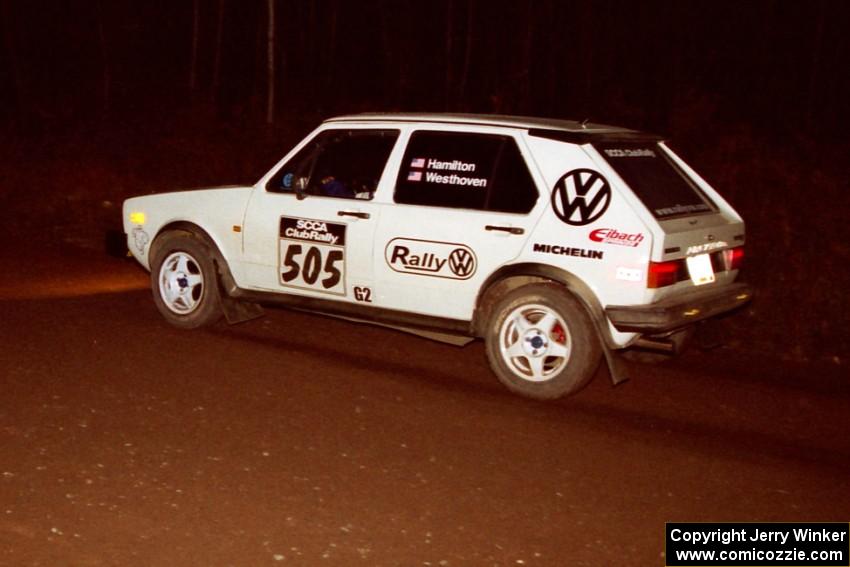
xmin=589 ymin=228 xmax=644 ymax=247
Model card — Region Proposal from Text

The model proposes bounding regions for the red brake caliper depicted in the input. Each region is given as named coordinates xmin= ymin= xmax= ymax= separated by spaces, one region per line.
xmin=551 ymin=322 xmax=566 ymax=344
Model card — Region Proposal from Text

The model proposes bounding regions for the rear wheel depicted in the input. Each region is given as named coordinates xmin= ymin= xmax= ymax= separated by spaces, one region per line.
xmin=485 ymin=283 xmax=601 ymax=400
xmin=150 ymin=232 xmax=223 ymax=329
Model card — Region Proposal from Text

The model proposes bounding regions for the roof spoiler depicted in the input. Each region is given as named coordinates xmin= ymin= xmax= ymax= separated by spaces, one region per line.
xmin=528 ymin=128 xmax=665 ymax=144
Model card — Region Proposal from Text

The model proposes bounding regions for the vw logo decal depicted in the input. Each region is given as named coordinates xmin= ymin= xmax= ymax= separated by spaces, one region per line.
xmin=551 ymin=169 xmax=612 ymax=226
xmin=448 ymin=248 xmax=476 ymax=278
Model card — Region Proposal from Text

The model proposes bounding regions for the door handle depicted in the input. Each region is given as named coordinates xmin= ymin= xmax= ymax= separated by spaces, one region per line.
xmin=337 ymin=210 xmax=370 ymax=219
xmin=485 ymin=225 xmax=524 ymax=235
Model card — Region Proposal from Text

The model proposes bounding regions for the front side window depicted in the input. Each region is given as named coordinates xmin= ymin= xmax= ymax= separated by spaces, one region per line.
xmin=395 ymin=131 xmax=538 ymax=214
xmin=268 ymin=129 xmax=399 ymax=199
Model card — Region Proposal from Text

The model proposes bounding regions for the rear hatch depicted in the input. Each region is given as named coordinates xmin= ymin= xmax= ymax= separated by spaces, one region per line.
xmin=593 ymin=141 xmax=745 ymax=294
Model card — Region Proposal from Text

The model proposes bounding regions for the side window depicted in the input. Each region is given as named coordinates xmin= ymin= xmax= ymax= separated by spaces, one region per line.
xmin=394 ymin=131 xmax=538 ymax=213
xmin=268 ymin=129 xmax=399 ymax=199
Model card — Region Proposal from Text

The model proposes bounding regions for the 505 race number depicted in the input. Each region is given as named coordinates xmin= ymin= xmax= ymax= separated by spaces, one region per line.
xmin=279 ymin=216 xmax=347 ymax=295
xmin=281 ymin=244 xmax=343 ymax=290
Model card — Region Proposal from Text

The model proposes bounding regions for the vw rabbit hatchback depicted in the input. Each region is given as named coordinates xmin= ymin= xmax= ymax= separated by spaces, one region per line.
xmin=124 ymin=113 xmax=752 ymax=399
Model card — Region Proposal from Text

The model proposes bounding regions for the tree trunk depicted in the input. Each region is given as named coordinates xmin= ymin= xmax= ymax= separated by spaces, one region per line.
xmin=1 ymin=0 xmax=24 ymax=122
xmin=378 ymin=1 xmax=396 ymax=106
xmin=212 ymin=0 xmax=225 ymax=104
xmin=190 ymin=0 xmax=200 ymax=92
xmin=457 ymin=0 xmax=474 ymax=110
xmin=325 ymin=0 xmax=338 ymax=101
xmin=266 ymin=0 xmax=275 ymax=125
xmin=445 ymin=0 xmax=454 ymax=108
xmin=805 ymin=2 xmax=826 ymax=130
xmin=96 ymin=0 xmax=111 ymax=117
xmin=518 ymin=3 xmax=533 ymax=113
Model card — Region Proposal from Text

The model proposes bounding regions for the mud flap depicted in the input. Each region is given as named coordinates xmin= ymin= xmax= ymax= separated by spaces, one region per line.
xmin=208 ymin=249 xmax=265 ymax=325
xmin=696 ymin=318 xmax=723 ymax=350
xmin=220 ymin=296 xmax=265 ymax=325
xmin=602 ymin=344 xmax=630 ymax=385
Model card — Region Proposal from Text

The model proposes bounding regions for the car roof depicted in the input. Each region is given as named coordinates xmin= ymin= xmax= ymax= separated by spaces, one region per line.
xmin=324 ymin=113 xmax=661 ymax=143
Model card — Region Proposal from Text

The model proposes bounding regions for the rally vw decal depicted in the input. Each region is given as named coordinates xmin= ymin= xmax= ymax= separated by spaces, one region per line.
xmin=279 ymin=216 xmax=347 ymax=295
xmin=551 ymin=169 xmax=611 ymax=226
xmin=385 ymin=238 xmax=477 ymax=280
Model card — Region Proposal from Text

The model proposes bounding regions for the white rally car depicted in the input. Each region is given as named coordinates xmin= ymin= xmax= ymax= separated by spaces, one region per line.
xmin=123 ymin=113 xmax=751 ymax=399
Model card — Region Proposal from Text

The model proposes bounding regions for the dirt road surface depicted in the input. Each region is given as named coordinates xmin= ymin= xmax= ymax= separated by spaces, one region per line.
xmin=1 ymin=235 xmax=848 ymax=566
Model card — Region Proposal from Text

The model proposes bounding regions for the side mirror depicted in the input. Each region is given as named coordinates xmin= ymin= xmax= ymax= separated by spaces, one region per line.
xmin=295 ymin=176 xmax=308 ymax=200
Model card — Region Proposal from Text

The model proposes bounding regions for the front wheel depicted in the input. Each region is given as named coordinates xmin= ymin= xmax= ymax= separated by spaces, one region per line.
xmin=149 ymin=232 xmax=223 ymax=329
xmin=485 ymin=283 xmax=601 ymax=400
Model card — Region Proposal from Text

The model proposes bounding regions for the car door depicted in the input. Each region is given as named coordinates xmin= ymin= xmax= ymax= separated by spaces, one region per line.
xmin=240 ymin=127 xmax=400 ymax=302
xmin=372 ymin=127 xmax=545 ymax=321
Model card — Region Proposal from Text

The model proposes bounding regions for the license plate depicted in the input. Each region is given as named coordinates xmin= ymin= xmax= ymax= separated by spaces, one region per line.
xmin=686 ymin=253 xmax=715 ymax=286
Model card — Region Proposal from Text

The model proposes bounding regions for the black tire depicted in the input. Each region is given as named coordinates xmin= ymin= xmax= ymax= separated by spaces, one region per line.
xmin=484 ymin=283 xmax=602 ymax=400
xmin=149 ymin=232 xmax=223 ymax=329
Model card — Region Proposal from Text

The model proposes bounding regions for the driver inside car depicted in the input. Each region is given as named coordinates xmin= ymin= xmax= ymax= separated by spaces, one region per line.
xmin=320 ymin=175 xmax=355 ymax=198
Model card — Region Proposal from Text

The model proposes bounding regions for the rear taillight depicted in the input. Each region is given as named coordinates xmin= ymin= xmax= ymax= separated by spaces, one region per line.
xmin=647 ymin=260 xmax=683 ymax=288
xmin=727 ymin=246 xmax=745 ymax=270
xmin=649 ymin=246 xmax=744 ymax=288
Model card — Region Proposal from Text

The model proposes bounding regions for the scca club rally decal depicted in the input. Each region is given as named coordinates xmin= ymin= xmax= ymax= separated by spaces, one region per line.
xmin=385 ymin=238 xmax=477 ymax=280
xmin=279 ymin=216 xmax=346 ymax=295
xmin=589 ymin=228 xmax=644 ymax=247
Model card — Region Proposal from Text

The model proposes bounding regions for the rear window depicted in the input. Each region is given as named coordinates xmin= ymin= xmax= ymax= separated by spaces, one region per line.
xmin=595 ymin=142 xmax=715 ymax=219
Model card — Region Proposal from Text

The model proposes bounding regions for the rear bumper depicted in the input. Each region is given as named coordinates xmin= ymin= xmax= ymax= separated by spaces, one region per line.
xmin=605 ymin=282 xmax=753 ymax=333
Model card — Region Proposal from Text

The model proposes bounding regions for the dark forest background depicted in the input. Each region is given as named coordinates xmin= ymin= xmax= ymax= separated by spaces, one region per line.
xmin=2 ymin=0 xmax=848 ymax=135
xmin=1 ymin=0 xmax=848 ymax=363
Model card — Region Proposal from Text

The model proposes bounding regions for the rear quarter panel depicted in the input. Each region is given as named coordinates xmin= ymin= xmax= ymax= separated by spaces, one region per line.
xmin=521 ymin=134 xmax=653 ymax=307
xmin=521 ymin=134 xmax=653 ymax=346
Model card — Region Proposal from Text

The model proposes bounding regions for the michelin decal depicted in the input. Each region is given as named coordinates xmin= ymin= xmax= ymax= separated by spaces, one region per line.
xmin=533 ymin=243 xmax=603 ymax=260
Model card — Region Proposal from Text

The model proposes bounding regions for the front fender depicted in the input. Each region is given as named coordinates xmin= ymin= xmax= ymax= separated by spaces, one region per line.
xmin=122 ymin=186 xmax=255 ymax=271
